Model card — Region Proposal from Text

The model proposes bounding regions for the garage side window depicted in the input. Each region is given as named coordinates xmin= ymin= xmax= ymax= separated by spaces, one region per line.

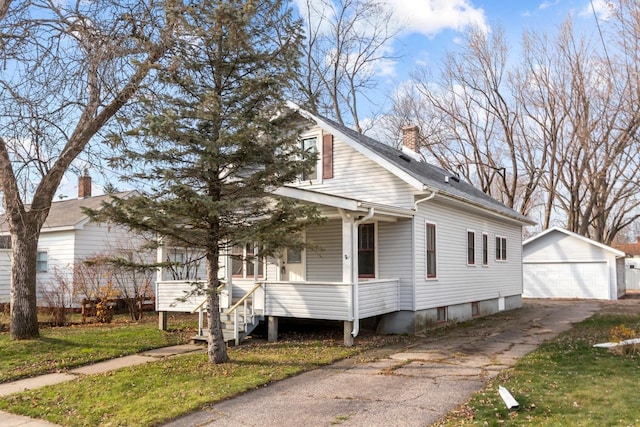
xmin=495 ymin=236 xmax=507 ymax=261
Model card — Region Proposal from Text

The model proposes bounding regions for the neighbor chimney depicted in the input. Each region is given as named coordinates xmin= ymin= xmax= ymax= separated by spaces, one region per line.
xmin=78 ymin=169 xmax=91 ymax=199
xmin=402 ymin=125 xmax=420 ymax=152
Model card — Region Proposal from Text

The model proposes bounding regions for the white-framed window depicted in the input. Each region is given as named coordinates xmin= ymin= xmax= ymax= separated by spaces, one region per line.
xmin=426 ymin=222 xmax=437 ymax=279
xmin=36 ymin=251 xmax=48 ymax=273
xmin=231 ymin=243 xmax=264 ymax=278
xmin=472 ymin=301 xmax=480 ymax=317
xmin=300 ymin=136 xmax=319 ymax=182
xmin=437 ymin=306 xmax=447 ymax=323
xmin=467 ymin=230 xmax=475 ymax=265
xmin=482 ymin=233 xmax=488 ymax=266
xmin=495 ymin=236 xmax=507 ymax=261
xmin=358 ymin=223 xmax=376 ymax=278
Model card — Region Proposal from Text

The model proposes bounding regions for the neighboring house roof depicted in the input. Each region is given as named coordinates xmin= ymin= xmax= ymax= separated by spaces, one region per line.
xmin=0 ymin=191 xmax=135 ymax=233
xmin=612 ymin=240 xmax=640 ymax=257
xmin=287 ymin=102 xmax=534 ymax=226
xmin=523 ymin=226 xmax=626 ymax=258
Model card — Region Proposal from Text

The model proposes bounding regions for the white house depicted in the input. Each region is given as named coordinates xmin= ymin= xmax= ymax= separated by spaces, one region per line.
xmin=156 ymin=104 xmax=534 ymax=344
xmin=523 ymin=227 xmax=626 ymax=300
xmin=0 ymin=175 xmax=154 ymax=307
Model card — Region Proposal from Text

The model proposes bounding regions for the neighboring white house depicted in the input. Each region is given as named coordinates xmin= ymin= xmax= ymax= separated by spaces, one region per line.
xmin=0 ymin=175 xmax=154 ymax=307
xmin=523 ymin=227 xmax=626 ymax=300
xmin=156 ymin=103 xmax=535 ymax=343
xmin=612 ymin=238 xmax=640 ymax=292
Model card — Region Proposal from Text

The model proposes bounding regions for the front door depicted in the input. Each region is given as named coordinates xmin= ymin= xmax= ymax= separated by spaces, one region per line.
xmin=285 ymin=248 xmax=305 ymax=281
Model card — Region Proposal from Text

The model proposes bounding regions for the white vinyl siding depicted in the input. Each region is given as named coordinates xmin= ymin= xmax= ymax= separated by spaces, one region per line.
xmin=265 ymin=282 xmax=350 ymax=320
xmin=306 ymin=219 xmax=342 ymax=283
xmin=378 ymin=219 xmax=413 ymax=310
xmin=414 ymin=198 xmax=523 ymax=310
xmin=290 ymin=125 xmax=418 ymax=209
xmin=0 ymin=249 xmax=10 ymax=303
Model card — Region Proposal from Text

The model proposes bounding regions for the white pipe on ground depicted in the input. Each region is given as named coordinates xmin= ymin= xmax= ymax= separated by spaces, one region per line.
xmin=498 ymin=386 xmax=520 ymax=411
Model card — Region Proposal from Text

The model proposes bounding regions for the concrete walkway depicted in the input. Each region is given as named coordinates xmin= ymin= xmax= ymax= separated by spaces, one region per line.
xmin=0 ymin=344 xmax=204 ymax=427
xmin=0 ymin=300 xmax=602 ymax=427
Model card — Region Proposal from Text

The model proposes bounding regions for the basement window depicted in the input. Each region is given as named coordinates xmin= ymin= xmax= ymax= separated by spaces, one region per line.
xmin=437 ymin=306 xmax=447 ymax=323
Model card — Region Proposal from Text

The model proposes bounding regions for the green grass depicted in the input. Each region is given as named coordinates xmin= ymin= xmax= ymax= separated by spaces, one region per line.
xmin=0 ymin=338 xmax=394 ymax=427
xmin=0 ymin=320 xmax=190 ymax=383
xmin=437 ymin=313 xmax=640 ymax=426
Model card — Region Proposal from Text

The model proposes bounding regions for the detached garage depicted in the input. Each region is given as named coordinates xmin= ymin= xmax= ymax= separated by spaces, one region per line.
xmin=523 ymin=227 xmax=626 ymax=300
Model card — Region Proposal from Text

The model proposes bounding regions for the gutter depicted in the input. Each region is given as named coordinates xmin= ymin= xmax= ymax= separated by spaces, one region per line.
xmin=414 ymin=189 xmax=438 ymax=210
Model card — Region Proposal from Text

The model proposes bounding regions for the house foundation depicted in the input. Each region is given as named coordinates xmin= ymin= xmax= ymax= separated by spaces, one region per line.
xmin=376 ymin=294 xmax=523 ymax=335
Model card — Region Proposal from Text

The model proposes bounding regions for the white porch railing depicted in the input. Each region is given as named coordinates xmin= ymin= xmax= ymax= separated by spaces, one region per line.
xmin=156 ymin=277 xmax=400 ymax=326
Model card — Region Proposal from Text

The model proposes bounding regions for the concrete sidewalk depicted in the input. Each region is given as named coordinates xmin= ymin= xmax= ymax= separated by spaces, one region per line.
xmin=0 ymin=344 xmax=204 ymax=427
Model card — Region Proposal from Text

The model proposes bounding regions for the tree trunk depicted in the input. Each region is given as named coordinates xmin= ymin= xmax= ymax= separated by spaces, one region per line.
xmin=206 ymin=252 xmax=228 ymax=364
xmin=10 ymin=225 xmax=41 ymax=339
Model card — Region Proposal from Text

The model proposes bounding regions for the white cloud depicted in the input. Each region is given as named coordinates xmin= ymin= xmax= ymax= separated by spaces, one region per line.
xmin=384 ymin=0 xmax=489 ymax=38
xmin=539 ymin=0 xmax=559 ymax=11
xmin=579 ymin=0 xmax=615 ymax=21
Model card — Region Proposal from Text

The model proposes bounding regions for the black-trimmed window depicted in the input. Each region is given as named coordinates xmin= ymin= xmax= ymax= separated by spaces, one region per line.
xmin=467 ymin=231 xmax=475 ymax=265
xmin=358 ymin=223 xmax=375 ymax=278
xmin=496 ymin=236 xmax=507 ymax=261
xmin=482 ymin=233 xmax=488 ymax=265
xmin=426 ymin=223 xmax=437 ymax=278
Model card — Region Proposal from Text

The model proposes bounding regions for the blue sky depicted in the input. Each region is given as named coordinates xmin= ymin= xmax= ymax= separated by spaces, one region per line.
xmin=58 ymin=0 xmax=613 ymax=198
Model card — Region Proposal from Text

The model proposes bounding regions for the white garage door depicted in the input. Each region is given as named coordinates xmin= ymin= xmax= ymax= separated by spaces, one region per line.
xmin=523 ymin=261 xmax=610 ymax=299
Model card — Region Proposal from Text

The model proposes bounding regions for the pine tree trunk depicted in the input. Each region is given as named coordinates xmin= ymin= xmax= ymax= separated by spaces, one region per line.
xmin=206 ymin=252 xmax=228 ymax=364
xmin=10 ymin=225 xmax=40 ymax=339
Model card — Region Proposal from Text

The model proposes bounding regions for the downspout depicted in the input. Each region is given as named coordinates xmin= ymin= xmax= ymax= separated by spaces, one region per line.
xmin=351 ymin=207 xmax=374 ymax=338
xmin=414 ymin=189 xmax=437 ymax=210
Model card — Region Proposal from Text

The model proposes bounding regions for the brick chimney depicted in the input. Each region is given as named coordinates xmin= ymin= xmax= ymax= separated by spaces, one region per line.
xmin=78 ymin=170 xmax=91 ymax=199
xmin=402 ymin=125 xmax=420 ymax=152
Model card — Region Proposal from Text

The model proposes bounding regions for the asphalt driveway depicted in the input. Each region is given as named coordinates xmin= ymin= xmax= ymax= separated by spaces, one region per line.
xmin=164 ymin=299 xmax=601 ymax=427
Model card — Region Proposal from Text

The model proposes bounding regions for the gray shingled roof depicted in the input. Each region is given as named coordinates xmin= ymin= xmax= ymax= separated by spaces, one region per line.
xmin=0 ymin=191 xmax=135 ymax=233
xmin=313 ymin=113 xmax=533 ymax=225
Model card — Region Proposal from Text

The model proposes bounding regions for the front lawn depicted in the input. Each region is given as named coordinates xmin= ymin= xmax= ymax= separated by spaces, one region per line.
xmin=436 ymin=313 xmax=640 ymax=426
xmin=0 ymin=335 xmax=403 ymax=427
xmin=0 ymin=315 xmax=194 ymax=383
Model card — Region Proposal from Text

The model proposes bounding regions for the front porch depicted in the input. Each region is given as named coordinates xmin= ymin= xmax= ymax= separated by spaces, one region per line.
xmin=156 ymin=277 xmax=400 ymax=346
xmin=155 ymin=188 xmax=414 ymax=345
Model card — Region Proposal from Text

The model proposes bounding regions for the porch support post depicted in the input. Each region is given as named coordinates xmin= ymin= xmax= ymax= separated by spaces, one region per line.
xmin=158 ymin=311 xmax=167 ymax=331
xmin=343 ymin=321 xmax=354 ymax=347
xmin=267 ymin=316 xmax=278 ymax=342
xmin=157 ymin=237 xmax=167 ymax=331
xmin=223 ymin=243 xmax=232 ymax=309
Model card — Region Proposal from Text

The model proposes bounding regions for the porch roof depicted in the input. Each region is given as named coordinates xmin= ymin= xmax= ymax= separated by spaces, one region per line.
xmin=274 ymin=186 xmax=414 ymax=219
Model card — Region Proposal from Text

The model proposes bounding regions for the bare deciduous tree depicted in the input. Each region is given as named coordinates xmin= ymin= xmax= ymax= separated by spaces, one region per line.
xmin=0 ymin=1 xmax=174 ymax=339
xmin=294 ymin=0 xmax=400 ymax=132
xmin=390 ymin=6 xmax=640 ymax=244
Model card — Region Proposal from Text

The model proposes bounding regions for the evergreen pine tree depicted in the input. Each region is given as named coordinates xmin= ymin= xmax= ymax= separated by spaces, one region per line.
xmin=92 ymin=0 xmax=319 ymax=363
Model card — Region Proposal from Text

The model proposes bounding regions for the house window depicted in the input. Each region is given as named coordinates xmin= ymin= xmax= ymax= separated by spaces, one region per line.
xmin=36 ymin=251 xmax=48 ymax=273
xmin=232 ymin=243 xmax=264 ymax=278
xmin=426 ymin=223 xmax=437 ymax=278
xmin=496 ymin=236 xmax=507 ymax=261
xmin=482 ymin=233 xmax=488 ymax=266
xmin=358 ymin=223 xmax=375 ymax=278
xmin=472 ymin=301 xmax=480 ymax=317
xmin=301 ymin=137 xmax=318 ymax=181
xmin=437 ymin=306 xmax=447 ymax=323
xmin=0 ymin=236 xmax=10 ymax=249
xmin=467 ymin=231 xmax=475 ymax=265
